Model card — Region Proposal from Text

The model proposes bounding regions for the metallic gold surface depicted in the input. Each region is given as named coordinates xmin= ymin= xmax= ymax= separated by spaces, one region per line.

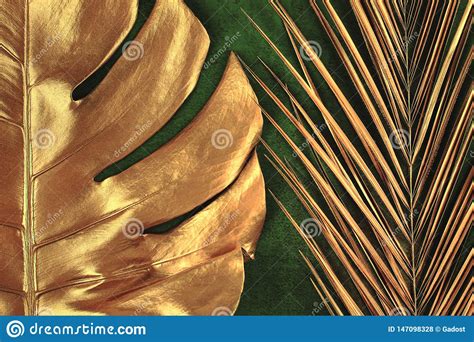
xmin=0 ymin=0 xmax=265 ymax=315
xmin=247 ymin=0 xmax=472 ymax=316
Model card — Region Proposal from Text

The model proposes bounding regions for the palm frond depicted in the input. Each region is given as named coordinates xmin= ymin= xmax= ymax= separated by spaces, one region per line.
xmin=246 ymin=0 xmax=472 ymax=315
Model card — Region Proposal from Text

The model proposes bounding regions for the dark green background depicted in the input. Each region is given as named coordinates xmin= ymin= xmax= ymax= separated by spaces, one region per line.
xmin=79 ymin=0 xmax=471 ymax=315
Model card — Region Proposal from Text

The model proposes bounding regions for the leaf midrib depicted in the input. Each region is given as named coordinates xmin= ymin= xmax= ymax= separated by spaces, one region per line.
xmin=403 ymin=0 xmax=417 ymax=315
xmin=22 ymin=2 xmax=36 ymax=315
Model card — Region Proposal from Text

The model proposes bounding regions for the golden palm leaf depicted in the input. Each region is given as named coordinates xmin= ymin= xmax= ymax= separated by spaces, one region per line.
xmin=244 ymin=0 xmax=472 ymax=315
xmin=0 ymin=0 xmax=265 ymax=315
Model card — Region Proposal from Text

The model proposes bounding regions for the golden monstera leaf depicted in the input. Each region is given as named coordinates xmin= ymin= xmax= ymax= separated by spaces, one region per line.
xmin=0 ymin=0 xmax=265 ymax=315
